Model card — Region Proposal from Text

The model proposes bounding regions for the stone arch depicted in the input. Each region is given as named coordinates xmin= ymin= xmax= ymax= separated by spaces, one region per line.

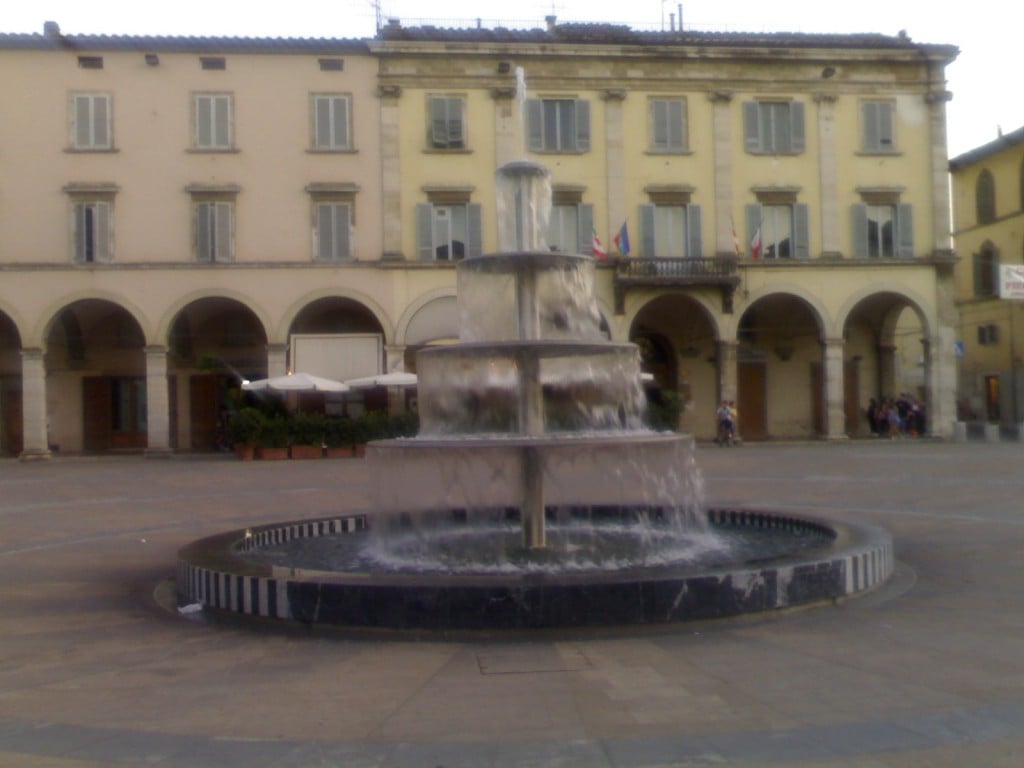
xmin=396 ymin=289 xmax=458 ymax=347
xmin=279 ymin=288 xmax=394 ymax=345
xmin=33 ymin=290 xmax=152 ymax=350
xmin=155 ymin=289 xmax=271 ymax=350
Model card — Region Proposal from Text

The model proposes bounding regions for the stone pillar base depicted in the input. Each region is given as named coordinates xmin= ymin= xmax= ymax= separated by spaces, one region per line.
xmin=144 ymin=447 xmax=175 ymax=459
xmin=19 ymin=448 xmax=52 ymax=462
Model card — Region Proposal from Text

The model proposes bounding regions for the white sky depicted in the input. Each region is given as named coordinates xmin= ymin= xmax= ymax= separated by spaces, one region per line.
xmin=5 ymin=0 xmax=1017 ymax=158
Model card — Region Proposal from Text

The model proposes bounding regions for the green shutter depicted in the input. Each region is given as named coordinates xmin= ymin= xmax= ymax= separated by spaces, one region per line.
xmin=640 ymin=204 xmax=656 ymax=257
xmin=430 ymin=97 xmax=448 ymax=147
xmin=95 ymin=202 xmax=110 ymax=261
xmin=793 ymin=204 xmax=810 ymax=259
xmin=851 ymin=204 xmax=869 ymax=258
xmin=790 ymin=102 xmax=805 ymax=153
xmin=863 ymin=102 xmax=880 ymax=152
xmin=526 ymin=99 xmax=543 ymax=152
xmin=574 ymin=100 xmax=590 ymax=152
xmin=315 ymin=97 xmax=331 ymax=148
xmin=447 ymin=98 xmax=463 ymax=147
xmin=467 ymin=204 xmax=483 ymax=257
xmin=316 ymin=203 xmax=332 ymax=260
xmin=214 ymin=202 xmax=232 ymax=262
xmin=334 ymin=97 xmax=348 ymax=148
xmin=577 ymin=204 xmax=594 ymax=255
xmin=671 ymin=99 xmax=686 ymax=151
xmin=686 ymin=204 xmax=702 ymax=258
xmin=743 ymin=102 xmax=760 ymax=153
xmin=897 ymin=203 xmax=914 ymax=258
xmin=196 ymin=97 xmax=212 ymax=147
xmin=416 ymin=203 xmax=434 ymax=260
xmin=336 ymin=204 xmax=351 ymax=259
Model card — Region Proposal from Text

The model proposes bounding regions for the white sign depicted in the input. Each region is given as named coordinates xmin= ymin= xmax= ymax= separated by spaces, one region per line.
xmin=999 ymin=264 xmax=1024 ymax=300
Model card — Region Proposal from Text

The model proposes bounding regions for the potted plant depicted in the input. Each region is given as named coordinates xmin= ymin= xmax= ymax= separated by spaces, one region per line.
xmin=323 ymin=418 xmax=355 ymax=458
xmin=288 ymin=412 xmax=325 ymax=459
xmin=228 ymin=407 xmax=263 ymax=460
xmin=256 ymin=415 xmax=290 ymax=460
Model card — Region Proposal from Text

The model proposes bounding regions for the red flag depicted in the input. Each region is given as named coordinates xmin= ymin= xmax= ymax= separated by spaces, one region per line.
xmin=750 ymin=228 xmax=762 ymax=260
xmin=592 ymin=228 xmax=607 ymax=260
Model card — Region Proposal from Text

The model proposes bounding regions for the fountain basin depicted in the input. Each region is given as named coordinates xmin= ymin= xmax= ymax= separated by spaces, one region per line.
xmin=176 ymin=508 xmax=893 ymax=631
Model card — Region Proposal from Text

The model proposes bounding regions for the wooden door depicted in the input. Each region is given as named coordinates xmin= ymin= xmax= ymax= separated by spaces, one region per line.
xmin=82 ymin=376 xmax=112 ymax=452
xmin=844 ymin=361 xmax=860 ymax=435
xmin=737 ymin=362 xmax=767 ymax=439
xmin=0 ymin=382 xmax=23 ymax=456
xmin=189 ymin=375 xmax=220 ymax=451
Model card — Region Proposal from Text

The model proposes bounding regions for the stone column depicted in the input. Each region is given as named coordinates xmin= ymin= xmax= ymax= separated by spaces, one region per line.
xmin=378 ymin=84 xmax=404 ymax=260
xmin=716 ymin=340 xmax=738 ymax=404
xmin=814 ymin=93 xmax=841 ymax=258
xmin=823 ymin=338 xmax=848 ymax=439
xmin=925 ymin=329 xmax=957 ymax=439
xmin=603 ymin=89 xmax=627 ymax=240
xmin=708 ymin=91 xmax=735 ymax=256
xmin=19 ymin=348 xmax=50 ymax=460
xmin=267 ymin=343 xmax=288 ymax=379
xmin=144 ymin=345 xmax=172 ymax=457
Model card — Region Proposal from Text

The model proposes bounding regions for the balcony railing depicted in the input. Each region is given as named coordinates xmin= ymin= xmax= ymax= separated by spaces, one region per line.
xmin=613 ymin=256 xmax=740 ymax=313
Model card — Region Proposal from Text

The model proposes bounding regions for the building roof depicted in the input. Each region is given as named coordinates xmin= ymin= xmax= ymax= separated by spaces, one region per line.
xmin=949 ymin=125 xmax=1024 ymax=170
xmin=0 ymin=19 xmax=957 ymax=60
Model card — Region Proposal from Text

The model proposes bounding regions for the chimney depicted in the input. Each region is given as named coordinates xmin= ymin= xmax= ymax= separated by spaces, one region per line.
xmin=43 ymin=21 xmax=61 ymax=38
xmin=545 ymin=15 xmax=557 ymax=32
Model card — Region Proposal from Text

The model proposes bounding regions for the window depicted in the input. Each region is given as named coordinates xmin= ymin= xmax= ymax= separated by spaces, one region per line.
xmin=312 ymin=95 xmax=351 ymax=150
xmin=416 ymin=203 xmax=482 ymax=261
xmin=194 ymin=200 xmax=234 ymax=262
xmin=527 ymin=98 xmax=590 ymax=153
xmin=200 ymin=57 xmax=226 ymax=70
xmin=743 ymin=101 xmax=805 ymax=154
xmin=547 ymin=203 xmax=594 ymax=254
xmin=852 ymin=203 xmax=914 ymax=258
xmin=976 ymin=169 xmax=996 ymax=224
xmin=72 ymin=93 xmax=111 ymax=150
xmin=649 ymin=98 xmax=687 ymax=153
xmin=639 ymin=204 xmax=703 ymax=258
xmin=745 ymin=203 xmax=810 ymax=259
xmin=315 ymin=202 xmax=352 ymax=261
xmin=862 ymin=101 xmax=895 ymax=152
xmin=428 ymin=96 xmax=465 ymax=149
xmin=319 ymin=58 xmax=344 ymax=72
xmin=193 ymin=93 xmax=233 ymax=150
xmin=973 ymin=244 xmax=999 ymax=297
xmin=77 ymin=56 xmax=103 ymax=69
xmin=978 ymin=324 xmax=1000 ymax=345
xmin=72 ymin=201 xmax=112 ymax=263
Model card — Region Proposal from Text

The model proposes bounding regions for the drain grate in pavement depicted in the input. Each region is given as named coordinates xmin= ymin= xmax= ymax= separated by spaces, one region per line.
xmin=476 ymin=647 xmax=593 ymax=675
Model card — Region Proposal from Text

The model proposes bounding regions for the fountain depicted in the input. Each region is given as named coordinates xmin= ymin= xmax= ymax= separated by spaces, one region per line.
xmin=175 ymin=72 xmax=893 ymax=632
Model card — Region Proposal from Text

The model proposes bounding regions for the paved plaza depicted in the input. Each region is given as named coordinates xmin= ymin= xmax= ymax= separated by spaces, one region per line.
xmin=1 ymin=440 xmax=1024 ymax=767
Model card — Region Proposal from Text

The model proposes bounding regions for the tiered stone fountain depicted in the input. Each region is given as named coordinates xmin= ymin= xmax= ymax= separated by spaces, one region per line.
xmin=176 ymin=159 xmax=894 ymax=631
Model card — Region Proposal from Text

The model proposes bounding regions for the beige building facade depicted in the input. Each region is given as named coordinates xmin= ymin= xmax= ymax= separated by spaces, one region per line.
xmin=0 ymin=20 xmax=959 ymax=457
xmin=950 ymin=126 xmax=1024 ymax=427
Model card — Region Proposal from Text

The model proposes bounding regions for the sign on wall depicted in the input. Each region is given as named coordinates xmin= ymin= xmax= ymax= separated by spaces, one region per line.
xmin=999 ymin=264 xmax=1024 ymax=300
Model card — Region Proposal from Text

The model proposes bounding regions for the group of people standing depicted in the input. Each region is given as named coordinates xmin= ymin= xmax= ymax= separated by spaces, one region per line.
xmin=867 ymin=394 xmax=927 ymax=438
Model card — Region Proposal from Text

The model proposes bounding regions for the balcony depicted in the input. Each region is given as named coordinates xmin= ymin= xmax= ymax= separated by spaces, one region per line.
xmin=613 ymin=256 xmax=740 ymax=313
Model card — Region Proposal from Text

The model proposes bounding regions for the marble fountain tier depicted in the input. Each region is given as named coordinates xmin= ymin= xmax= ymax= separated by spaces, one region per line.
xmin=176 ymin=162 xmax=893 ymax=632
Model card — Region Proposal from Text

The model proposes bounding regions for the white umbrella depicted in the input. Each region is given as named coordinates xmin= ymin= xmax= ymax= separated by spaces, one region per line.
xmin=241 ymin=372 xmax=350 ymax=393
xmin=343 ymin=371 xmax=418 ymax=389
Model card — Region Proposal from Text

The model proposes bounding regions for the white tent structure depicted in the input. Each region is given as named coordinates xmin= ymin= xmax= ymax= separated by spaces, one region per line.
xmin=241 ymin=372 xmax=350 ymax=393
xmin=343 ymin=372 xmax=418 ymax=389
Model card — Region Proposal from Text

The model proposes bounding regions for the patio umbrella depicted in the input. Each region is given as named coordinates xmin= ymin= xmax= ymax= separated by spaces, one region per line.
xmin=241 ymin=372 xmax=350 ymax=393
xmin=343 ymin=372 xmax=418 ymax=389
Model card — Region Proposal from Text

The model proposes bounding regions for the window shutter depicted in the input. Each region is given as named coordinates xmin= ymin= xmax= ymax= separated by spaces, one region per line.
xmin=196 ymin=98 xmax=211 ymax=147
xmin=75 ymin=96 xmax=91 ymax=147
xmin=447 ymin=99 xmax=463 ymax=146
xmin=195 ymin=204 xmax=211 ymax=261
xmin=574 ymin=99 xmax=590 ymax=152
xmin=745 ymin=204 xmax=762 ymax=256
xmin=95 ymin=202 xmax=110 ymax=261
xmin=334 ymin=97 xmax=349 ymax=148
xmin=416 ymin=203 xmax=434 ymax=260
xmin=651 ymin=100 xmax=668 ymax=150
xmin=672 ymin=99 xmax=686 ymax=151
xmin=93 ymin=96 xmax=109 ymax=148
xmin=851 ymin=204 xmax=869 ymax=258
xmin=989 ymin=251 xmax=1000 ymax=294
xmin=526 ymin=99 xmax=543 ymax=152
xmin=793 ymin=204 xmax=810 ymax=259
xmin=789 ymin=102 xmax=806 ymax=154
xmin=863 ymin=102 xmax=880 ymax=151
xmin=336 ymin=204 xmax=351 ymax=259
xmin=430 ymin=97 xmax=449 ymax=147
xmin=315 ymin=98 xmax=331 ymax=148
xmin=467 ymin=203 xmax=483 ymax=257
xmin=897 ymin=203 xmax=914 ymax=258
xmin=686 ymin=204 xmax=702 ymax=258
xmin=73 ymin=204 xmax=87 ymax=262
xmin=743 ymin=102 xmax=761 ymax=153
xmin=214 ymin=202 xmax=232 ymax=262
xmin=214 ymin=96 xmax=230 ymax=147
xmin=316 ymin=203 xmax=333 ymax=260
xmin=972 ymin=253 xmax=984 ymax=296
xmin=640 ymin=204 xmax=656 ymax=257
xmin=577 ymin=204 xmax=594 ymax=255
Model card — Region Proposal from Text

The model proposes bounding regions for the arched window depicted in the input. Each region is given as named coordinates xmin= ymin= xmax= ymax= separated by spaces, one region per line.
xmin=976 ymin=169 xmax=996 ymax=224
xmin=973 ymin=241 xmax=999 ymax=297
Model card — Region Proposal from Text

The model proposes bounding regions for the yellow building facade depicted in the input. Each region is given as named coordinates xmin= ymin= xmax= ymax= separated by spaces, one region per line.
xmin=0 ymin=19 xmax=959 ymax=457
xmin=950 ymin=126 xmax=1024 ymax=428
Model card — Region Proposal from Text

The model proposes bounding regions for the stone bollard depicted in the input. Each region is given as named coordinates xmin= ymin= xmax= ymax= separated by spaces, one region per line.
xmin=984 ymin=423 xmax=1001 ymax=443
xmin=953 ymin=421 xmax=967 ymax=442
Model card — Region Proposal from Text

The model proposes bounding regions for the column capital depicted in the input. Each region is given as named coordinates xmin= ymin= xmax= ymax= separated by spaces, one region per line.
xmin=602 ymin=89 xmax=627 ymax=102
xmin=19 ymin=347 xmax=44 ymax=362
xmin=144 ymin=344 xmax=168 ymax=356
xmin=377 ymin=84 xmax=402 ymax=99
xmin=925 ymin=90 xmax=953 ymax=104
xmin=707 ymin=90 xmax=733 ymax=104
xmin=490 ymin=86 xmax=516 ymax=100
xmin=812 ymin=92 xmax=839 ymax=104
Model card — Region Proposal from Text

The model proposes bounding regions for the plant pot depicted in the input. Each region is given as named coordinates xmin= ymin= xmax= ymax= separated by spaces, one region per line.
xmin=234 ymin=442 xmax=256 ymax=461
xmin=256 ymin=447 xmax=289 ymax=461
xmin=289 ymin=444 xmax=323 ymax=460
xmin=325 ymin=446 xmax=354 ymax=458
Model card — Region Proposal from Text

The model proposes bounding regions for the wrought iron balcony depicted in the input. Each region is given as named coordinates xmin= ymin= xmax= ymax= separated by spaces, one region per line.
xmin=613 ymin=256 xmax=740 ymax=313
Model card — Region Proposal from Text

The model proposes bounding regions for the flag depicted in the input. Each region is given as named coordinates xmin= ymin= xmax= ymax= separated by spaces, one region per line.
xmin=750 ymin=227 xmax=762 ymax=260
xmin=731 ymin=218 xmax=741 ymax=257
xmin=592 ymin=228 xmax=607 ymax=260
xmin=613 ymin=221 xmax=631 ymax=257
